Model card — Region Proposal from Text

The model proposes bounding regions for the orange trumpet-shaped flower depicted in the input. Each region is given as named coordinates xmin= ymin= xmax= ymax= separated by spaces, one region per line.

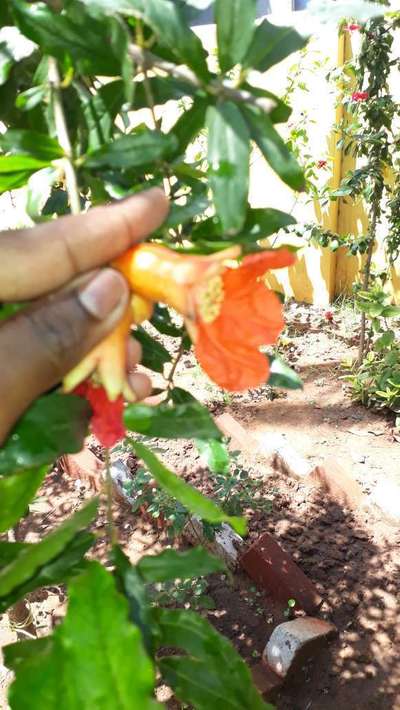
xmin=64 ymin=244 xmax=295 ymax=412
xmin=114 ymin=244 xmax=295 ymax=391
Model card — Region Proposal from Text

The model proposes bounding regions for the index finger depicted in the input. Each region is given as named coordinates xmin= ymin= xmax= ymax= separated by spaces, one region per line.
xmin=0 ymin=187 xmax=169 ymax=301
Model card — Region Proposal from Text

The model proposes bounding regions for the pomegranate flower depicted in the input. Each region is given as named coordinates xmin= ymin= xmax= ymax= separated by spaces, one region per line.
xmin=114 ymin=244 xmax=295 ymax=391
xmin=316 ymin=160 xmax=328 ymax=169
xmin=352 ymin=91 xmax=369 ymax=102
xmin=74 ymin=381 xmax=126 ymax=448
xmin=345 ymin=23 xmax=361 ymax=32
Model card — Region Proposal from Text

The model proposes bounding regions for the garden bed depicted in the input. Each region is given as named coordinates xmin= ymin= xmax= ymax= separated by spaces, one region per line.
xmin=1 ymin=301 xmax=399 ymax=709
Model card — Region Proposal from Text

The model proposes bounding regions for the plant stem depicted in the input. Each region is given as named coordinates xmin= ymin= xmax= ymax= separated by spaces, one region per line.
xmin=167 ymin=339 xmax=185 ymax=389
xmin=48 ymin=57 xmax=81 ymax=216
xmin=357 ymin=210 xmax=378 ymax=365
xmin=104 ymin=450 xmax=117 ymax=547
xmin=128 ymin=43 xmax=276 ymax=115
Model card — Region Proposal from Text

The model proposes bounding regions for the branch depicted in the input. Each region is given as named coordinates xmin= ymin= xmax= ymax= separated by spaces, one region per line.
xmin=48 ymin=57 xmax=81 ymax=216
xmin=128 ymin=44 xmax=277 ymax=115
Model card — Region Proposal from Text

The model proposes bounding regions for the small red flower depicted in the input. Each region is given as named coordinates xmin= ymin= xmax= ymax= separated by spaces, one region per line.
xmin=352 ymin=91 xmax=369 ymax=102
xmin=345 ymin=23 xmax=361 ymax=32
xmin=316 ymin=160 xmax=328 ymax=169
xmin=324 ymin=310 xmax=334 ymax=323
xmin=75 ymin=382 xmax=126 ymax=448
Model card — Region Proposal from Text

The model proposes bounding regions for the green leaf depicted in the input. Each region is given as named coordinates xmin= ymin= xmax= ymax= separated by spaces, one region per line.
xmin=0 ymin=500 xmax=97 ymax=598
xmin=242 ymin=84 xmax=292 ymax=125
xmin=150 ymin=305 xmax=183 ymax=338
xmin=375 ymin=330 xmax=395 ymax=351
xmin=138 ymin=547 xmax=226 ymax=583
xmin=131 ymin=442 xmax=246 ymax=535
xmin=242 ymin=106 xmax=305 ymax=191
xmin=26 ymin=166 xmax=60 ymax=220
xmin=106 ymin=0 xmax=210 ymax=80
xmin=0 ymin=531 xmax=94 ymax=613
xmin=195 ymin=439 xmax=230 ymax=475
xmin=381 ymin=305 xmax=400 ymax=318
xmin=15 ymin=85 xmax=47 ymax=112
xmin=166 ymin=194 xmax=209 ymax=229
xmin=0 ymin=467 xmax=47 ymax=534
xmin=157 ymin=609 xmax=270 ymax=709
xmin=133 ymin=328 xmax=171 ymax=373
xmin=170 ymin=387 xmax=198 ymax=405
xmin=0 ymin=393 xmax=91 ymax=476
xmin=11 ymin=0 xmax=124 ymax=76
xmin=243 ymin=18 xmax=307 ymax=73
xmin=85 ymin=129 xmax=177 ymax=169
xmin=0 ymin=154 xmax=51 ymax=195
xmin=207 ymin=102 xmax=250 ymax=235
xmin=268 ymin=355 xmax=303 ymax=390
xmin=125 ymin=401 xmax=221 ymax=440
xmin=74 ymin=80 xmax=125 ymax=153
xmin=215 ymin=0 xmax=257 ymax=72
xmin=0 ymin=169 xmax=34 ymax=194
xmin=267 ymin=355 xmax=303 ymax=390
xmin=113 ymin=546 xmax=158 ymax=656
xmin=5 ymin=562 xmax=159 ymax=710
xmin=242 ymin=207 xmax=296 ymax=239
xmin=172 ymin=97 xmax=208 ymax=156
xmin=0 ymin=129 xmax=63 ymax=160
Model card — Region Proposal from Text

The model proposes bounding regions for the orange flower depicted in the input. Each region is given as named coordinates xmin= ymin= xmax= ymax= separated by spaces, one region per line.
xmin=114 ymin=245 xmax=295 ymax=391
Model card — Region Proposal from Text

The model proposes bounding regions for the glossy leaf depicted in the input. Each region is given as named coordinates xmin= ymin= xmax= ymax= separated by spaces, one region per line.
xmin=113 ymin=546 xmax=158 ymax=656
xmin=0 ymin=532 xmax=94 ymax=613
xmin=215 ymin=0 xmax=257 ymax=72
xmin=242 ymin=106 xmax=305 ymax=191
xmin=195 ymin=439 xmax=230 ymax=475
xmin=15 ymin=85 xmax=47 ymax=112
xmin=137 ymin=547 xmax=226 ymax=583
xmin=166 ymin=194 xmax=209 ymax=229
xmin=150 ymin=305 xmax=183 ymax=338
xmin=5 ymin=562 xmax=159 ymax=710
xmin=157 ymin=609 xmax=270 ymax=710
xmin=26 ymin=166 xmax=60 ymax=220
xmin=243 ymin=18 xmax=307 ymax=73
xmin=110 ymin=0 xmax=210 ymax=80
xmin=0 ymin=467 xmax=47 ymax=534
xmin=11 ymin=0 xmax=123 ymax=76
xmin=131 ymin=442 xmax=247 ymax=535
xmin=0 ymin=129 xmax=63 ymax=160
xmin=207 ymin=102 xmax=250 ymax=234
xmin=170 ymin=387 xmax=198 ymax=405
xmin=171 ymin=97 xmax=208 ymax=156
xmin=0 ymin=500 xmax=97 ymax=598
xmin=267 ymin=355 xmax=303 ymax=390
xmin=124 ymin=401 xmax=221 ymax=440
xmin=0 ymin=393 xmax=91 ymax=476
xmin=381 ymin=305 xmax=400 ymax=318
xmin=0 ymin=169 xmax=36 ymax=194
xmin=85 ymin=130 xmax=177 ymax=169
xmin=242 ymin=83 xmax=292 ymax=124
xmin=133 ymin=328 xmax=171 ymax=373
xmin=74 ymin=80 xmax=125 ymax=152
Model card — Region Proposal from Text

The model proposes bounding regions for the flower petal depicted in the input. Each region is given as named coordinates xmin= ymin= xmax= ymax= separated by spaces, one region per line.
xmin=75 ymin=382 xmax=126 ymax=448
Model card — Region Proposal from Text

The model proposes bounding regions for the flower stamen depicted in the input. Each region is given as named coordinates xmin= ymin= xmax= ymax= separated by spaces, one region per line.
xmin=197 ymin=275 xmax=224 ymax=324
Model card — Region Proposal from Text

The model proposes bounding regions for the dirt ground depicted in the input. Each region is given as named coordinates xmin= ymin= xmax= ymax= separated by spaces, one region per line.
xmin=1 ymin=301 xmax=400 ymax=710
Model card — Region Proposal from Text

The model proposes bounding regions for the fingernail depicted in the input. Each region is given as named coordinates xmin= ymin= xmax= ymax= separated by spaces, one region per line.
xmin=78 ymin=269 xmax=128 ymax=320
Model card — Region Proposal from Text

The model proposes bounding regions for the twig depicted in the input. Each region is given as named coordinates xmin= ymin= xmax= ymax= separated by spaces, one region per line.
xmin=128 ymin=43 xmax=277 ymax=115
xmin=48 ymin=57 xmax=81 ymax=216
xmin=167 ymin=339 xmax=185 ymax=389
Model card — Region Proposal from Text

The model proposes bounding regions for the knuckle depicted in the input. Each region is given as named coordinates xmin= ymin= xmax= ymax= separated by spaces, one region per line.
xmin=23 ymin=298 xmax=86 ymax=378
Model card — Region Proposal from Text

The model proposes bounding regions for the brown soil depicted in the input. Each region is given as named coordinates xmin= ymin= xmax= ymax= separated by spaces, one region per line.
xmin=1 ymin=302 xmax=400 ymax=710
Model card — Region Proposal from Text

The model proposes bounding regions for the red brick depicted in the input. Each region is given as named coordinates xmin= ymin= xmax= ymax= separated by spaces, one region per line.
xmin=251 ymin=662 xmax=283 ymax=700
xmin=240 ymin=532 xmax=322 ymax=614
xmin=309 ymin=458 xmax=364 ymax=509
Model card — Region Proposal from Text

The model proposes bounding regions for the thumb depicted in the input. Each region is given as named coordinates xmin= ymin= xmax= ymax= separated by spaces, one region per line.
xmin=0 ymin=269 xmax=129 ymax=444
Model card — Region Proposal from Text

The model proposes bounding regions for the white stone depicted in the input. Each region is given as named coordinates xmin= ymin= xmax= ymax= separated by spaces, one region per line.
xmin=183 ymin=517 xmax=244 ymax=570
xmin=264 ymin=617 xmax=337 ymax=678
xmin=371 ymin=480 xmax=400 ymax=521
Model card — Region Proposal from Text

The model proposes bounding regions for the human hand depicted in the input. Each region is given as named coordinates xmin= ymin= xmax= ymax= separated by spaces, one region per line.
xmin=0 ymin=188 xmax=169 ymax=444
